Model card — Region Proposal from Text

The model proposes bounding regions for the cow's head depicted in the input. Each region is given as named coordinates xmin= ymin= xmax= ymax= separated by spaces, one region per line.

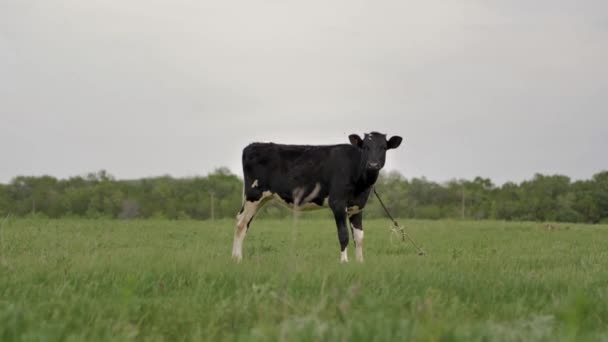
xmin=349 ymin=132 xmax=403 ymax=171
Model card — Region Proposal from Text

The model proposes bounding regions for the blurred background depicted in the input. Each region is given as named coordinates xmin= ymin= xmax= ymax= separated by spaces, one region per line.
xmin=1 ymin=0 xmax=606 ymax=221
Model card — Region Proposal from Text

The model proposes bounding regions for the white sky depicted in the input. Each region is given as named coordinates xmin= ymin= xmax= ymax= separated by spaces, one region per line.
xmin=1 ymin=0 xmax=607 ymax=184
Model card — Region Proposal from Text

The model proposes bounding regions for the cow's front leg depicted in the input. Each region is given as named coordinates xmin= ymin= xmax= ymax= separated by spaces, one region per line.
xmin=330 ymin=201 xmax=349 ymax=263
xmin=349 ymin=213 xmax=364 ymax=262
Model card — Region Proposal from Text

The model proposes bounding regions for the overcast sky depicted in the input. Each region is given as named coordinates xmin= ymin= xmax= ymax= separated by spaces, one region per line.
xmin=1 ymin=0 xmax=607 ymax=184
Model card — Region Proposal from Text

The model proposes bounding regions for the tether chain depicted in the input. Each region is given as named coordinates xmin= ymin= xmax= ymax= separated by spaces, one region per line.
xmin=373 ymin=188 xmax=426 ymax=256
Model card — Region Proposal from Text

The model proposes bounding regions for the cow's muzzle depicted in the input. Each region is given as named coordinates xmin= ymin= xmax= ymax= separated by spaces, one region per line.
xmin=367 ymin=162 xmax=381 ymax=170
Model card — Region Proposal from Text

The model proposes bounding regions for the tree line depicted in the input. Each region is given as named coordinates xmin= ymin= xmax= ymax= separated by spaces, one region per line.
xmin=0 ymin=168 xmax=606 ymax=223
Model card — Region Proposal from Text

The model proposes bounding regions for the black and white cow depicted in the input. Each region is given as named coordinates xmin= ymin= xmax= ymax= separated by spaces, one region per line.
xmin=232 ymin=132 xmax=403 ymax=263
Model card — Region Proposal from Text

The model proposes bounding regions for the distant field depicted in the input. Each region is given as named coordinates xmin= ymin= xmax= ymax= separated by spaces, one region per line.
xmin=1 ymin=218 xmax=607 ymax=341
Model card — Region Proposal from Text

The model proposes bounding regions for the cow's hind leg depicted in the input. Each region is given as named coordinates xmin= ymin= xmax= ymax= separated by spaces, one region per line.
xmin=232 ymin=196 xmax=267 ymax=262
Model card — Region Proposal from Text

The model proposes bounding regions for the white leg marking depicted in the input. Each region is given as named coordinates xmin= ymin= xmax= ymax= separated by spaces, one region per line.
xmin=232 ymin=199 xmax=263 ymax=262
xmin=353 ymin=226 xmax=364 ymax=262
xmin=232 ymin=228 xmax=246 ymax=262
xmin=340 ymin=249 xmax=349 ymax=263
xmin=232 ymin=210 xmax=248 ymax=262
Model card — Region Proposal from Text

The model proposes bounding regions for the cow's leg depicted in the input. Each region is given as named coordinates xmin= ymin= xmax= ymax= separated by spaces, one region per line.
xmin=330 ymin=201 xmax=349 ymax=263
xmin=349 ymin=213 xmax=364 ymax=262
xmin=232 ymin=196 xmax=266 ymax=262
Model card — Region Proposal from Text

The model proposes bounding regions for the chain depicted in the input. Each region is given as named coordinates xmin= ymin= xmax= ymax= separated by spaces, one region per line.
xmin=373 ymin=188 xmax=425 ymax=256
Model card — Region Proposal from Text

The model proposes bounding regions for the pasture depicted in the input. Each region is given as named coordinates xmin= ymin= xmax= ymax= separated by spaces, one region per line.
xmin=1 ymin=218 xmax=607 ymax=341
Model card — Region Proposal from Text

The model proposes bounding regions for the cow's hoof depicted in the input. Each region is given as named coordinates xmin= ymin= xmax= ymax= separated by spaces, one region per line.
xmin=231 ymin=254 xmax=242 ymax=263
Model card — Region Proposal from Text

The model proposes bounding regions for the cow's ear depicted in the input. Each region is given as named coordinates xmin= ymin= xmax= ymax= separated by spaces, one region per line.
xmin=349 ymin=134 xmax=363 ymax=148
xmin=387 ymin=136 xmax=403 ymax=149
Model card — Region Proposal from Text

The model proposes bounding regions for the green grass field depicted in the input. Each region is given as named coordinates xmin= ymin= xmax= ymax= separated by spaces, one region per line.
xmin=1 ymin=218 xmax=607 ymax=341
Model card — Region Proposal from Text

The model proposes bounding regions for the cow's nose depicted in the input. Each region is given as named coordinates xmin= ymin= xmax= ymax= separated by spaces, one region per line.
xmin=368 ymin=162 xmax=380 ymax=169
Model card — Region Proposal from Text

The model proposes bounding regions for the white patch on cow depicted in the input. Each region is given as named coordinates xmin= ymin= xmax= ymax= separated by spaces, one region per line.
xmin=232 ymin=192 xmax=272 ymax=262
xmin=251 ymin=179 xmax=258 ymax=188
xmin=340 ymin=249 xmax=349 ymax=263
xmin=241 ymin=182 xmax=245 ymax=203
xmin=232 ymin=210 xmax=248 ymax=262
xmin=232 ymin=227 xmax=246 ymax=262
xmin=269 ymin=192 xmax=329 ymax=212
xmin=352 ymin=226 xmax=364 ymax=262
xmin=270 ymin=193 xmax=290 ymax=208
xmin=297 ymin=196 xmax=329 ymax=211
xmin=347 ymin=206 xmax=361 ymax=216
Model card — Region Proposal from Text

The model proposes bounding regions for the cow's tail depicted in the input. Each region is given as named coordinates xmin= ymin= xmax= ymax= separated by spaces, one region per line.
xmin=238 ymin=145 xmax=251 ymax=216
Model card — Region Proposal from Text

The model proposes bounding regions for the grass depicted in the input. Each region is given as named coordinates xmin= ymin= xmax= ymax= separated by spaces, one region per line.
xmin=0 ymin=218 xmax=607 ymax=341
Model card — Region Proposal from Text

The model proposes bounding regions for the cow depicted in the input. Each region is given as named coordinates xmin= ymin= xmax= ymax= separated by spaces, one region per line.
xmin=232 ymin=132 xmax=403 ymax=263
